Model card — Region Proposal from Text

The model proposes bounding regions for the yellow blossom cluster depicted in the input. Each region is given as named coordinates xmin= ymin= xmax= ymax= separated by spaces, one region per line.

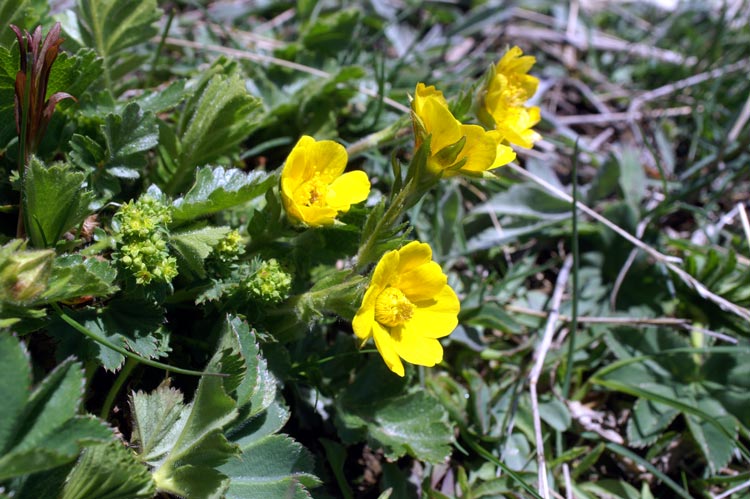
xmin=278 ymin=47 xmax=540 ymax=376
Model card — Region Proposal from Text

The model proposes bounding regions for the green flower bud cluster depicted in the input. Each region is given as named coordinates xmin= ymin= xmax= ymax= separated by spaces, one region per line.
xmin=214 ymin=230 xmax=245 ymax=262
xmin=114 ymin=196 xmax=177 ymax=285
xmin=244 ymin=258 xmax=292 ymax=304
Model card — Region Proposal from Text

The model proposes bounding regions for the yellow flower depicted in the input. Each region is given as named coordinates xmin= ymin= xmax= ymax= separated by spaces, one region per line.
xmin=353 ymin=241 xmax=460 ymax=376
xmin=280 ymin=135 xmax=371 ymax=226
xmin=412 ymin=83 xmax=515 ymax=177
xmin=483 ymin=46 xmax=542 ymax=148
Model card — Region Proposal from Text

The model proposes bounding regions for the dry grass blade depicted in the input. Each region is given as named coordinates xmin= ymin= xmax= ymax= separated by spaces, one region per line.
xmin=530 ymin=255 xmax=574 ymax=499
xmin=507 ymin=163 xmax=750 ymax=324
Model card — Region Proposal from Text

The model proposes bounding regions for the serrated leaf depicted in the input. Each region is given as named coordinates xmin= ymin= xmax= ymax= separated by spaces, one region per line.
xmin=76 ymin=0 xmax=161 ymax=88
xmin=130 ymin=383 xmax=187 ymax=466
xmin=103 ymin=102 xmax=158 ymax=176
xmin=627 ymin=399 xmax=679 ymax=448
xmin=219 ymin=316 xmax=276 ymax=413
xmin=37 ymin=255 xmax=118 ymax=304
xmin=23 ymin=158 xmax=95 ymax=248
xmin=0 ymin=334 xmax=31 ymax=452
xmin=0 ymin=416 xmax=112 ymax=480
xmin=61 ymin=441 xmax=156 ymax=499
xmin=686 ymin=399 xmax=737 ymax=473
xmin=47 ymin=299 xmax=169 ymax=371
xmin=335 ymin=361 xmax=453 ymax=463
xmin=220 ymin=434 xmax=320 ymax=499
xmin=133 ymin=329 xmax=241 ymax=499
xmin=172 ymin=167 xmax=275 ymax=222
xmin=170 ymin=225 xmax=232 ymax=278
xmin=166 ymin=71 xmax=262 ymax=194
xmin=47 ymin=48 xmax=102 ymax=101
xmin=0 ymin=339 xmax=114 ymax=481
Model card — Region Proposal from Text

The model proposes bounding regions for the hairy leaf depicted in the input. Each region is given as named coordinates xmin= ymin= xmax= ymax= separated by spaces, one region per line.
xmin=0 ymin=336 xmax=113 ymax=481
xmin=165 ymin=68 xmax=262 ymax=194
xmin=61 ymin=441 xmax=156 ymax=499
xmin=37 ymin=255 xmax=118 ymax=304
xmin=23 ymin=158 xmax=95 ymax=248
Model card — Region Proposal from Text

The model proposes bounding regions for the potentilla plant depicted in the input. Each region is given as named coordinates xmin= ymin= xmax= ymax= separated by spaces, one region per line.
xmin=0 ymin=8 xmax=540 ymax=498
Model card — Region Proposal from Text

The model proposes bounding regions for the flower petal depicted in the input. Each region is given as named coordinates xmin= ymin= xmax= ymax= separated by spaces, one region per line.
xmin=328 ymin=170 xmax=370 ymax=209
xmin=373 ymin=323 xmax=405 ymax=376
xmin=353 ymin=285 xmax=379 ymax=341
xmin=408 ymin=285 xmax=460 ymax=338
xmin=399 ymin=261 xmax=447 ymax=302
xmin=457 ymin=124 xmax=502 ymax=173
xmin=308 ymin=139 xmax=348 ymax=181
xmin=371 ymin=248 xmax=400 ymax=288
xmin=395 ymin=241 xmax=432 ymax=274
xmin=391 ymin=326 xmax=444 ymax=367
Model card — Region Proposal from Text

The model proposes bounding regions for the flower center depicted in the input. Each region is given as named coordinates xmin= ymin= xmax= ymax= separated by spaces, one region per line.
xmin=374 ymin=287 xmax=415 ymax=328
xmin=295 ymin=174 xmax=329 ymax=207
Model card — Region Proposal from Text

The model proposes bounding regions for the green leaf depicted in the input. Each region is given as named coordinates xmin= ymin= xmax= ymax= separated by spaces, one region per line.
xmin=685 ymin=397 xmax=737 ymax=473
xmin=61 ymin=441 xmax=156 ymax=499
xmin=170 ymin=225 xmax=232 ymax=278
xmin=23 ymin=158 xmax=95 ymax=248
xmin=0 ymin=333 xmax=31 ymax=452
xmin=172 ymin=167 xmax=275 ymax=223
xmin=0 ymin=417 xmax=113 ymax=480
xmin=132 ymin=329 xmax=240 ymax=498
xmin=47 ymin=48 xmax=103 ymax=101
xmin=165 ymin=68 xmax=262 ymax=194
xmin=76 ymin=0 xmax=161 ymax=89
xmin=626 ymin=399 xmax=679 ymax=448
xmin=0 ymin=45 xmax=18 ymax=148
xmin=103 ymin=102 xmax=159 ymax=179
xmin=218 ymin=316 xmax=276 ymax=414
xmin=302 ymin=9 xmax=360 ymax=57
xmin=48 ymin=298 xmax=170 ymax=371
xmin=0 ymin=337 xmax=114 ymax=481
xmin=37 ymin=255 xmax=118 ymax=304
xmin=335 ymin=361 xmax=453 ymax=463
xmin=220 ymin=434 xmax=320 ymax=499
xmin=0 ymin=0 xmax=45 ymax=47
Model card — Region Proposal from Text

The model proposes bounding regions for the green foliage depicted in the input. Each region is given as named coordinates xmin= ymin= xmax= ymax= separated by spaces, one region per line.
xmin=0 ymin=335 xmax=113 ymax=484
xmin=61 ymin=442 xmax=156 ymax=499
xmin=171 ymin=166 xmax=275 ymax=223
xmin=76 ymin=0 xmax=161 ymax=89
xmin=160 ymin=66 xmax=263 ymax=194
xmin=335 ymin=361 xmax=453 ymax=463
xmin=22 ymin=157 xmax=95 ymax=248
xmin=4 ymin=2 xmax=750 ymax=498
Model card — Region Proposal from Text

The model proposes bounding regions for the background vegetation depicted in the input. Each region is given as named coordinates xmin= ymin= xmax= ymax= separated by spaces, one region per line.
xmin=1 ymin=0 xmax=750 ymax=498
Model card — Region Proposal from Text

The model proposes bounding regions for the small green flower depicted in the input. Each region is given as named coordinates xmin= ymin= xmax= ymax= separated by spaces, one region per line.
xmin=244 ymin=258 xmax=292 ymax=304
xmin=214 ymin=230 xmax=245 ymax=262
xmin=113 ymin=195 xmax=176 ymax=285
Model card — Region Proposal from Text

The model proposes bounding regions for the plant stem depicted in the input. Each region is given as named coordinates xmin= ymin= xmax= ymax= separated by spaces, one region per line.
xmin=345 ymin=119 xmax=410 ymax=159
xmin=52 ymin=302 xmax=223 ymax=377
xmin=100 ymin=357 xmax=137 ymax=419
